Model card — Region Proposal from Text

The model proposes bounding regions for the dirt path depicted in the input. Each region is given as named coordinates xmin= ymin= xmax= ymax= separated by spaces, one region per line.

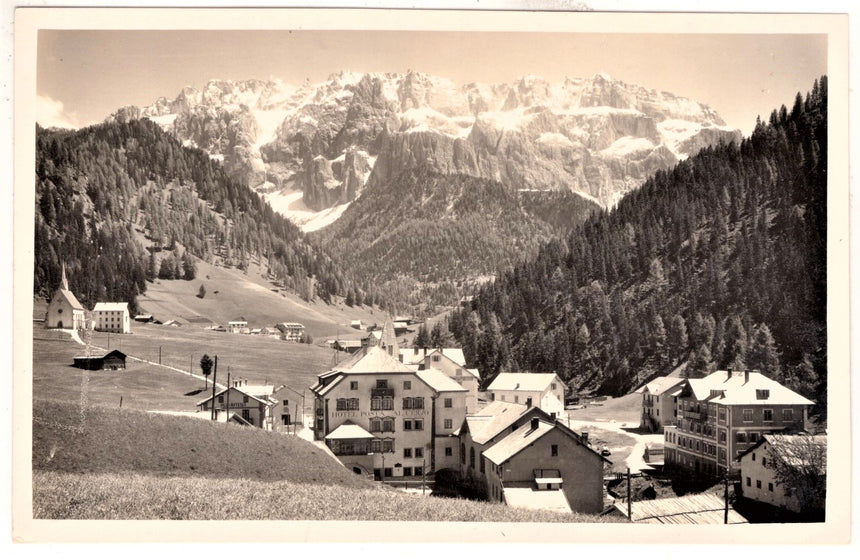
xmin=567 ymin=419 xmax=664 ymax=474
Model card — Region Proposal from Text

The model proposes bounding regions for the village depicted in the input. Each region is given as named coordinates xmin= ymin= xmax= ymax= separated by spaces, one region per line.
xmin=42 ymin=274 xmax=827 ymax=524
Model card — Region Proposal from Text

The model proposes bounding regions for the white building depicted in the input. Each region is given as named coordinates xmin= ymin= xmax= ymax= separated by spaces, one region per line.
xmin=487 ymin=372 xmax=566 ymax=418
xmin=738 ymin=434 xmax=826 ymax=514
xmin=228 ymin=318 xmax=249 ymax=334
xmin=93 ymin=302 xmax=131 ymax=334
xmin=635 ymin=376 xmax=686 ymax=433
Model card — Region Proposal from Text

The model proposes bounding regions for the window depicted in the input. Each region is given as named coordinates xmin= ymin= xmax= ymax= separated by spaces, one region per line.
xmin=719 ymin=430 xmax=727 ymax=443
xmin=750 ymin=432 xmax=759 ymax=443
xmin=403 ymin=467 xmax=413 ymax=476
xmin=243 ymin=396 xmax=249 ymax=404
xmin=782 ymin=409 xmax=794 ymax=421
xmin=337 ymin=398 xmax=360 ymax=411
xmin=415 ymin=447 xmax=424 ymax=458
xmin=742 ymin=409 xmax=753 ymax=422
xmin=445 ymin=447 xmax=453 ymax=457
xmin=761 ymin=456 xmax=767 ymax=467
xmin=403 ymin=380 xmax=411 ymax=390
xmin=551 ymin=444 xmax=558 ymax=457
xmin=383 ymin=468 xmax=393 ymax=478
xmin=768 ymin=482 xmax=774 ymax=492
xmin=370 ymin=418 xmax=382 ymax=432
xmin=756 ymin=480 xmax=762 ymax=489
xmin=402 ymin=397 xmax=424 ymax=410
xmin=752 ymin=452 xmax=756 ymax=461
xmin=404 ymin=448 xmax=412 ymax=458
xmin=415 ymin=466 xmax=423 ymax=476
xmin=514 ymin=396 xmax=519 ymax=404
xmin=372 ymin=396 xmax=394 ymax=410
xmin=736 ymin=432 xmax=747 ymax=443
xmin=218 ymin=395 xmax=224 ymax=404
xmin=382 ymin=417 xmax=395 ymax=432
xmin=444 ymin=418 xmax=453 ymax=430
xmin=763 ymin=409 xmax=773 ymax=422
xmin=403 ymin=420 xmax=413 ymax=431
xmin=460 ymin=443 xmax=466 ymax=464
xmin=480 ymin=457 xmax=485 ymax=473
xmin=444 ymin=398 xmax=452 ymax=408
xmin=350 ymin=381 xmax=358 ymax=390
xmin=551 ymin=383 xmax=557 ymax=390
xmin=432 ymin=355 xmax=440 ymax=362
xmin=371 ymin=439 xmax=394 ymax=453
xmin=376 ymin=379 xmax=388 ymax=389
xmin=756 ymin=389 xmax=770 ymax=400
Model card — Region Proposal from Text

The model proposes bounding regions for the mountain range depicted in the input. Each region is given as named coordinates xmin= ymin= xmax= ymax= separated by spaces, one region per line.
xmin=110 ymin=71 xmax=742 ymax=227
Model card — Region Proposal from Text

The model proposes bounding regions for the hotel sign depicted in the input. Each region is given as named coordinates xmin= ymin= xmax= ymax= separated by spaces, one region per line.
xmin=331 ymin=409 xmax=431 ymax=419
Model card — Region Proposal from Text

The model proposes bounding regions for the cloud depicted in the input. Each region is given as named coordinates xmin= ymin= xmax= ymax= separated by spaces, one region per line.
xmin=36 ymin=95 xmax=80 ymax=129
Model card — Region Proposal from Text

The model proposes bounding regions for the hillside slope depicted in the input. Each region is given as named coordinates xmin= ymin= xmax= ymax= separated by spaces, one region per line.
xmin=452 ymin=78 xmax=827 ymax=412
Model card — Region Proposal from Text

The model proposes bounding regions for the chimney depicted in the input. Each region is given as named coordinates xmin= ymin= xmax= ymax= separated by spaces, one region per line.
xmin=531 ymin=417 xmax=540 ymax=431
xmin=414 ymin=347 xmax=419 ymax=355
xmin=727 ymin=368 xmax=733 ymax=379
xmin=744 ymin=370 xmax=750 ymax=383
xmin=399 ymin=354 xmax=403 ymax=363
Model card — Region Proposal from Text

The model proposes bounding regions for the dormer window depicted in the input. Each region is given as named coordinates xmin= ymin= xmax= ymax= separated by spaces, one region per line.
xmin=756 ymin=389 xmax=770 ymax=400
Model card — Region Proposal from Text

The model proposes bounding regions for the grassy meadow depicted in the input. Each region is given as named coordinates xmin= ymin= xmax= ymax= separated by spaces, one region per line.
xmin=32 ymin=401 xmax=619 ymax=523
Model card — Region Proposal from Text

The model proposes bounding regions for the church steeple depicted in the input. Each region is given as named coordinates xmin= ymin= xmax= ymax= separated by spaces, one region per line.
xmin=61 ymin=262 xmax=69 ymax=291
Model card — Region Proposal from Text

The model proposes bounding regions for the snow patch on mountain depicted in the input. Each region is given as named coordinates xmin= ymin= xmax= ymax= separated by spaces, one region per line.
xmin=600 ymin=136 xmax=656 ymax=157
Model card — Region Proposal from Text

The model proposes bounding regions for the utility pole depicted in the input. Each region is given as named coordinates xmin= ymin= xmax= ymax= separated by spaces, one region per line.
xmin=724 ymin=476 xmax=729 ymax=524
xmin=627 ymin=467 xmax=632 ymax=520
xmin=294 ymin=403 xmax=299 ymax=435
xmin=422 ymin=457 xmax=426 ymax=496
xmin=159 ymin=345 xmax=162 ymax=365
xmin=225 ymin=367 xmax=231 ymax=421
xmin=210 ymin=356 xmax=218 ymax=421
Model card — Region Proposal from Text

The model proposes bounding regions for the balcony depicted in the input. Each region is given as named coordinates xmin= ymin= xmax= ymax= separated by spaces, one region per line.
xmin=684 ymin=410 xmax=707 ymax=421
xmin=371 ymin=388 xmax=394 ymax=397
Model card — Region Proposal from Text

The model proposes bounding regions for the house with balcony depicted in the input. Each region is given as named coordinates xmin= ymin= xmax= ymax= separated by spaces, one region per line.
xmin=309 ymin=344 xmax=467 ymax=480
xmin=276 ymin=322 xmax=305 ymax=342
xmin=635 ymin=376 xmax=686 ymax=433
xmin=487 ymin=372 xmax=566 ymax=418
xmin=663 ymin=369 xmax=814 ymax=478
xmin=196 ymin=380 xmax=276 ymax=428
xmin=227 ymin=317 xmax=249 ymax=334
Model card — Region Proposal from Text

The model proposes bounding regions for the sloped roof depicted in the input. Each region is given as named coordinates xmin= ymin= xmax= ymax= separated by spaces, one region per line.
xmin=738 ymin=434 xmax=827 ymax=473
xmin=687 ymin=370 xmax=814 ymax=406
xmin=196 ymin=385 xmax=270 ymax=407
xmin=55 ymin=289 xmax=84 ymax=310
xmin=336 ymin=345 xmax=415 ymax=374
xmin=614 ymin=493 xmax=748 ymax=524
xmin=483 ymin=418 xmax=555 ymax=465
xmin=635 ymin=376 xmax=685 ymax=395
xmin=465 ymin=401 xmax=529 ymax=444
xmin=325 ymin=421 xmax=375 ymax=440
xmin=93 ymin=302 xmax=129 ymax=312
xmin=415 ymin=368 xmax=468 ymax=393
xmin=502 ymin=485 xmax=572 ymax=514
xmin=488 ymin=372 xmax=559 ymax=392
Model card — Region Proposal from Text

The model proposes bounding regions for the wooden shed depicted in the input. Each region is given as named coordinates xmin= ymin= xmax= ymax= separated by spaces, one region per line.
xmin=73 ymin=349 xmax=127 ymax=371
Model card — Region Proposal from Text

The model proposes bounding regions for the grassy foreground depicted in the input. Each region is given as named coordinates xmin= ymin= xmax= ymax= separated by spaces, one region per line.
xmin=33 ymin=471 xmax=616 ymax=522
xmin=32 ymin=400 xmax=620 ymax=522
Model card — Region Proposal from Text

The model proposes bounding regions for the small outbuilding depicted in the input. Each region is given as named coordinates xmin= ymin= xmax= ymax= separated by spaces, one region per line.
xmin=73 ymin=349 xmax=127 ymax=371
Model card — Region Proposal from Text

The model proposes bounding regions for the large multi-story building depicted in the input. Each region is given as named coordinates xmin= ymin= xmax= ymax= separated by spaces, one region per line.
xmin=93 ymin=302 xmax=131 ymax=334
xmin=399 ymin=347 xmax=481 ymax=413
xmin=664 ymin=369 xmax=813 ymax=477
xmin=310 ymin=345 xmax=467 ymax=480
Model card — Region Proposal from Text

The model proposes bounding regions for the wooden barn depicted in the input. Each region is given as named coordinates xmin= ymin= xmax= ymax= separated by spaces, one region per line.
xmin=73 ymin=350 xmax=127 ymax=371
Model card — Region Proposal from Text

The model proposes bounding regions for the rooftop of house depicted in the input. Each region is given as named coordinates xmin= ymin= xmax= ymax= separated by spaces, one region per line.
xmin=613 ymin=493 xmax=748 ymax=524
xmin=334 ymin=345 xmax=415 ymax=374
xmin=93 ymin=302 xmax=129 ymax=312
xmin=488 ymin=372 xmax=560 ymax=393
xmin=686 ymin=370 xmax=814 ymax=406
xmin=325 ymin=421 xmax=375 ymax=440
xmin=228 ymin=317 xmax=247 ymax=324
xmin=738 ymin=434 xmax=827 ymax=473
xmin=54 ymin=289 xmax=85 ymax=310
xmin=73 ymin=349 xmax=127 ymax=360
xmin=483 ymin=417 xmax=556 ymax=465
xmin=398 ymin=347 xmax=468 ymax=368
xmin=415 ymin=368 xmax=468 ymax=393
xmin=635 ymin=375 xmax=686 ymax=396
xmin=501 ymin=484 xmax=573 ymax=514
xmin=196 ymin=385 xmax=271 ymax=407
xmin=465 ymin=401 xmax=529 ymax=445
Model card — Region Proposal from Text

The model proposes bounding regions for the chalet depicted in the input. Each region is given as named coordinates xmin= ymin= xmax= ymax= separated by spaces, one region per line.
xmin=664 ymin=369 xmax=814 ymax=477
xmin=392 ymin=321 xmax=409 ymax=335
xmin=276 ymin=322 xmax=306 ymax=342
xmin=309 ymin=344 xmax=467 ymax=480
xmin=196 ymin=380 xmax=276 ymax=428
xmin=227 ymin=318 xmax=249 ymax=334
xmin=93 ymin=302 xmax=131 ymax=334
xmin=635 ymin=376 xmax=686 ymax=433
xmin=737 ymin=434 xmax=826 ymax=514
xmin=45 ymin=280 xmax=86 ymax=331
xmin=333 ymin=339 xmax=363 ymax=354
xmin=134 ymin=314 xmax=154 ymax=323
xmin=487 ymin=372 xmax=566 ymax=418
xmin=162 ymin=319 xmax=183 ymax=327
xmin=479 ymin=413 xmax=609 ymax=514
xmin=73 ymin=349 xmax=127 ymax=371
xmin=350 ymin=320 xmax=363 ymax=330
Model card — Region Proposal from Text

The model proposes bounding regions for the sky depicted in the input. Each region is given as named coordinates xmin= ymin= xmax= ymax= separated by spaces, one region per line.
xmin=36 ymin=30 xmax=827 ymax=135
